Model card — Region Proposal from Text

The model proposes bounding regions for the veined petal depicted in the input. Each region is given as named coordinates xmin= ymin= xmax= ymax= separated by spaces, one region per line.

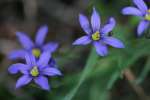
xmin=73 ymin=36 xmax=91 ymax=45
xmin=91 ymin=7 xmax=101 ymax=32
xmin=133 ymin=0 xmax=148 ymax=13
xmin=34 ymin=76 xmax=50 ymax=90
xmin=7 ymin=50 xmax=26 ymax=60
xmin=122 ymin=7 xmax=143 ymax=16
xmin=42 ymin=67 xmax=62 ymax=76
xmin=103 ymin=37 xmax=125 ymax=48
xmin=16 ymin=75 xmax=32 ymax=88
xmin=37 ymin=51 xmax=51 ymax=67
xmin=93 ymin=41 xmax=108 ymax=56
xmin=16 ymin=32 xmax=34 ymax=50
xmin=43 ymin=42 xmax=58 ymax=53
xmin=137 ymin=20 xmax=149 ymax=36
xmin=101 ymin=17 xmax=116 ymax=34
xmin=79 ymin=14 xmax=92 ymax=34
xmin=35 ymin=25 xmax=48 ymax=46
xmin=25 ymin=53 xmax=36 ymax=66
xmin=8 ymin=63 xmax=29 ymax=74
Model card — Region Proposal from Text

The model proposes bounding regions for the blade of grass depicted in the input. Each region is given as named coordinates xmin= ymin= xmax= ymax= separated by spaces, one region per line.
xmin=63 ymin=47 xmax=98 ymax=100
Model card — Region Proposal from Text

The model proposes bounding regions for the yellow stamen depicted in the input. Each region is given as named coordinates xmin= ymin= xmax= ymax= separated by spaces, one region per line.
xmin=145 ymin=9 xmax=150 ymax=21
xmin=30 ymin=66 xmax=39 ymax=77
xmin=32 ymin=48 xmax=41 ymax=58
xmin=92 ymin=31 xmax=100 ymax=41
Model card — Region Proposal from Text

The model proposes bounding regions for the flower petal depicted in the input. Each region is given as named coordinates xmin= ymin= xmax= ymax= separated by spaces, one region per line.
xmin=137 ymin=20 xmax=149 ymax=36
xmin=42 ymin=67 xmax=62 ymax=76
xmin=42 ymin=42 xmax=58 ymax=53
xmin=37 ymin=51 xmax=51 ymax=67
xmin=133 ymin=0 xmax=148 ymax=13
xmin=122 ymin=7 xmax=143 ymax=16
xmin=103 ymin=37 xmax=125 ymax=48
xmin=8 ymin=63 xmax=29 ymax=74
xmin=101 ymin=17 xmax=116 ymax=34
xmin=93 ymin=41 xmax=108 ymax=56
xmin=91 ymin=7 xmax=101 ymax=32
xmin=35 ymin=25 xmax=48 ymax=46
xmin=25 ymin=53 xmax=36 ymax=66
xmin=34 ymin=76 xmax=50 ymax=90
xmin=7 ymin=49 xmax=26 ymax=60
xmin=16 ymin=32 xmax=34 ymax=50
xmin=79 ymin=14 xmax=92 ymax=34
xmin=16 ymin=75 xmax=32 ymax=88
xmin=73 ymin=36 xmax=91 ymax=45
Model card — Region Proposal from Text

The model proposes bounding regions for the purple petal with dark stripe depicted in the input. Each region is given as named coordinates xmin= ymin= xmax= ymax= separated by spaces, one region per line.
xmin=137 ymin=20 xmax=149 ymax=36
xmin=35 ymin=25 xmax=48 ymax=46
xmin=25 ymin=53 xmax=36 ymax=66
xmin=93 ymin=41 xmax=108 ymax=56
xmin=103 ymin=37 xmax=125 ymax=48
xmin=101 ymin=17 xmax=116 ymax=34
xmin=16 ymin=32 xmax=34 ymax=50
xmin=91 ymin=7 xmax=101 ymax=32
xmin=34 ymin=76 xmax=50 ymax=90
xmin=79 ymin=14 xmax=92 ymax=34
xmin=16 ymin=75 xmax=32 ymax=88
xmin=7 ymin=50 xmax=26 ymax=60
xmin=122 ymin=7 xmax=143 ymax=16
xmin=73 ymin=35 xmax=91 ymax=45
xmin=133 ymin=0 xmax=148 ymax=14
xmin=42 ymin=67 xmax=62 ymax=76
xmin=37 ymin=51 xmax=51 ymax=67
xmin=43 ymin=42 xmax=58 ymax=53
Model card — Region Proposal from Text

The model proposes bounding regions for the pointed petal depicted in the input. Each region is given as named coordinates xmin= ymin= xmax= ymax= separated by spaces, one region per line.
xmin=91 ymin=7 xmax=101 ymax=32
xmin=25 ymin=53 xmax=36 ymax=66
xmin=93 ymin=41 xmax=108 ymax=56
xmin=7 ymin=50 xmax=26 ymax=60
xmin=101 ymin=17 xmax=116 ymax=34
xmin=35 ymin=25 xmax=48 ymax=46
xmin=79 ymin=14 xmax=92 ymax=34
xmin=137 ymin=20 xmax=149 ymax=36
xmin=8 ymin=63 xmax=29 ymax=74
xmin=16 ymin=32 xmax=34 ymax=50
xmin=37 ymin=51 xmax=51 ymax=67
xmin=133 ymin=0 xmax=148 ymax=13
xmin=122 ymin=7 xmax=143 ymax=16
xmin=103 ymin=37 xmax=125 ymax=48
xmin=73 ymin=36 xmax=91 ymax=45
xmin=42 ymin=67 xmax=62 ymax=76
xmin=34 ymin=76 xmax=50 ymax=90
xmin=43 ymin=42 xmax=58 ymax=53
xmin=16 ymin=75 xmax=32 ymax=88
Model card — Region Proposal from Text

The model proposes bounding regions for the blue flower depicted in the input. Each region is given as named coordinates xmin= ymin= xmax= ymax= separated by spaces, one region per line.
xmin=8 ymin=51 xmax=62 ymax=91
xmin=73 ymin=8 xmax=124 ymax=56
xmin=8 ymin=25 xmax=58 ymax=59
xmin=122 ymin=0 xmax=150 ymax=36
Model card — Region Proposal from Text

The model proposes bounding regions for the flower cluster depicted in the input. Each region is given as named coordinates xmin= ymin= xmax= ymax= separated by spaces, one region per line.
xmin=7 ymin=0 xmax=149 ymax=92
xmin=122 ymin=0 xmax=150 ymax=36
xmin=8 ymin=26 xmax=62 ymax=91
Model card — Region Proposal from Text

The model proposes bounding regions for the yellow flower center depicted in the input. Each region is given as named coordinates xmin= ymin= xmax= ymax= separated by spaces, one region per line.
xmin=92 ymin=31 xmax=100 ymax=41
xmin=145 ymin=9 xmax=150 ymax=21
xmin=30 ymin=66 xmax=39 ymax=77
xmin=32 ymin=48 xmax=41 ymax=58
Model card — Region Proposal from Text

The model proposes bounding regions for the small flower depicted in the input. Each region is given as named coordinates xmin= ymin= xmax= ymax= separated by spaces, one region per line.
xmin=122 ymin=0 xmax=150 ymax=36
xmin=8 ymin=51 xmax=62 ymax=90
xmin=8 ymin=25 xmax=58 ymax=59
xmin=73 ymin=7 xmax=124 ymax=56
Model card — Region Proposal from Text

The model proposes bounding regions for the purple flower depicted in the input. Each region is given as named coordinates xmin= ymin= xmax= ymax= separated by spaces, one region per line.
xmin=8 ymin=51 xmax=62 ymax=91
xmin=73 ymin=8 xmax=124 ymax=56
xmin=8 ymin=25 xmax=58 ymax=59
xmin=122 ymin=0 xmax=150 ymax=36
